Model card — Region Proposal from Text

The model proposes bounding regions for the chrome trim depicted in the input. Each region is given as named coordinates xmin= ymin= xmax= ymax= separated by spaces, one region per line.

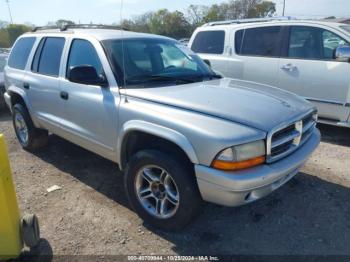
xmin=271 ymin=129 xmax=300 ymax=148
xmin=303 ymin=120 xmax=316 ymax=133
xmin=318 ymin=118 xmax=350 ymax=128
xmin=304 ymin=97 xmax=350 ymax=107
xmin=266 ymin=109 xmax=316 ymax=163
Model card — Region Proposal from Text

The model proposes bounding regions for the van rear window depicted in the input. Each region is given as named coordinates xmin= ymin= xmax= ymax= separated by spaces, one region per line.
xmin=8 ymin=37 xmax=36 ymax=70
xmin=191 ymin=31 xmax=225 ymax=54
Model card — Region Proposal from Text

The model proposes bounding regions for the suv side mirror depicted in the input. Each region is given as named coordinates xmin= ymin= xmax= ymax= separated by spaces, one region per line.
xmin=203 ymin=59 xmax=211 ymax=67
xmin=334 ymin=46 xmax=350 ymax=63
xmin=68 ymin=65 xmax=108 ymax=87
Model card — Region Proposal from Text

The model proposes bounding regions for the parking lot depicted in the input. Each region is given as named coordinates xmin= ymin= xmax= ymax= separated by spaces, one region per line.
xmin=0 ymin=108 xmax=350 ymax=256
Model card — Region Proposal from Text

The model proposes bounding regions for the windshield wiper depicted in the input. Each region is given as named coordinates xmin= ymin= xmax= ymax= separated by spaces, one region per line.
xmin=126 ymin=74 xmax=197 ymax=84
xmin=200 ymin=73 xmax=222 ymax=80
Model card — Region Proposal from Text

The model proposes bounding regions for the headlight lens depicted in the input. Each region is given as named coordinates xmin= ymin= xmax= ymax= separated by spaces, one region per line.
xmin=212 ymin=140 xmax=266 ymax=171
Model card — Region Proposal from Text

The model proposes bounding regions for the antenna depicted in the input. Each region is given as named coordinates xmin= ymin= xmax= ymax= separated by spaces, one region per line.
xmin=120 ymin=0 xmax=128 ymax=102
xmin=5 ymin=0 xmax=13 ymax=24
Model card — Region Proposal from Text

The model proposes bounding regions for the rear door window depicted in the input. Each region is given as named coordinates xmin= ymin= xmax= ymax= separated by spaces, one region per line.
xmin=191 ymin=30 xmax=225 ymax=54
xmin=235 ymin=26 xmax=282 ymax=57
xmin=8 ymin=37 xmax=36 ymax=70
xmin=32 ymin=37 xmax=65 ymax=77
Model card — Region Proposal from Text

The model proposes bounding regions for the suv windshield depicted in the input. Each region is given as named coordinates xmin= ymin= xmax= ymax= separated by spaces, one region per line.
xmin=102 ymin=38 xmax=220 ymax=88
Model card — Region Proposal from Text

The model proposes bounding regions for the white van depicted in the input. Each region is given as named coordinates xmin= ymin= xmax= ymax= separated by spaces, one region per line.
xmin=189 ymin=18 xmax=350 ymax=128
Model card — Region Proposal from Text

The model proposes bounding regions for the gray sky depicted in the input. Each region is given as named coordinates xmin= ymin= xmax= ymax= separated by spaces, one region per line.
xmin=0 ymin=0 xmax=349 ymax=26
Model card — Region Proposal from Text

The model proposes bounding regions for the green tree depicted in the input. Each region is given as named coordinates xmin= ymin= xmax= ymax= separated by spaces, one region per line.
xmin=149 ymin=9 xmax=191 ymax=38
xmin=6 ymin=24 xmax=31 ymax=46
xmin=203 ymin=4 xmax=227 ymax=23
xmin=248 ymin=1 xmax=276 ymax=18
xmin=0 ymin=29 xmax=10 ymax=48
xmin=0 ymin=20 xmax=9 ymax=29
xmin=56 ymin=19 xmax=75 ymax=27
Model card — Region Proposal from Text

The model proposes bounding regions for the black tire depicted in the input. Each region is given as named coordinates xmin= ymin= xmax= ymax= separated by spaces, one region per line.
xmin=12 ymin=103 xmax=48 ymax=150
xmin=125 ymin=150 xmax=203 ymax=231
xmin=21 ymin=214 xmax=40 ymax=248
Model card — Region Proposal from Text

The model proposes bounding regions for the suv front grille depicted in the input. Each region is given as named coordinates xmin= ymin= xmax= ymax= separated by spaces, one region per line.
xmin=267 ymin=111 xmax=317 ymax=163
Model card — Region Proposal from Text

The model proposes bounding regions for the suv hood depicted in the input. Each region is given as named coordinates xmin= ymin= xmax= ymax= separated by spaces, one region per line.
xmin=124 ymin=78 xmax=315 ymax=132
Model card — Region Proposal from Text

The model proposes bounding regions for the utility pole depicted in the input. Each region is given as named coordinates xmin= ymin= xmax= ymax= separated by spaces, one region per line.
xmin=5 ymin=0 xmax=13 ymax=24
xmin=282 ymin=0 xmax=286 ymax=16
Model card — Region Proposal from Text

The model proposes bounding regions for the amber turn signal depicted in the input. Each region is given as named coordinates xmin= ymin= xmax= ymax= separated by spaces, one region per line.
xmin=211 ymin=156 xmax=266 ymax=171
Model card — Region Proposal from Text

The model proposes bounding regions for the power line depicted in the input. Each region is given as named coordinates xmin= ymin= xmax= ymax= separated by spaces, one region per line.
xmin=5 ymin=0 xmax=13 ymax=24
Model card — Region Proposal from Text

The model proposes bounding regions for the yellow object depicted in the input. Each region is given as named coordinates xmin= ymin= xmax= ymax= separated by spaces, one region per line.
xmin=0 ymin=134 xmax=22 ymax=260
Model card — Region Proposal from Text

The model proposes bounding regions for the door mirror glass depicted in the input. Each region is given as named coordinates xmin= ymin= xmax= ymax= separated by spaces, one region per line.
xmin=334 ymin=46 xmax=350 ymax=62
xmin=68 ymin=65 xmax=108 ymax=86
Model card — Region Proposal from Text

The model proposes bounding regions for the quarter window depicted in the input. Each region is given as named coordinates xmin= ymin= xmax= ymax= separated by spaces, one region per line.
xmin=235 ymin=26 xmax=282 ymax=57
xmin=8 ymin=37 xmax=36 ymax=70
xmin=67 ymin=39 xmax=103 ymax=77
xmin=191 ymin=31 xmax=225 ymax=54
xmin=32 ymin=37 xmax=65 ymax=77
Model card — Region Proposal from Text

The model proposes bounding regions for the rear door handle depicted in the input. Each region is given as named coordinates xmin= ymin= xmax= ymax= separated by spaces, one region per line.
xmin=23 ymin=83 xmax=30 ymax=89
xmin=281 ymin=63 xmax=297 ymax=72
xmin=60 ymin=91 xmax=69 ymax=100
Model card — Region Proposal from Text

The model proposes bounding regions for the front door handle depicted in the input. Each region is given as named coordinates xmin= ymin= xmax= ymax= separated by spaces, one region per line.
xmin=23 ymin=83 xmax=30 ymax=90
xmin=60 ymin=91 xmax=69 ymax=100
xmin=281 ymin=63 xmax=297 ymax=72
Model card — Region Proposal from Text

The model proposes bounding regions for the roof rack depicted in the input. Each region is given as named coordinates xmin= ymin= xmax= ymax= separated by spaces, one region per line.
xmin=32 ymin=24 xmax=128 ymax=32
xmin=203 ymin=16 xmax=296 ymax=27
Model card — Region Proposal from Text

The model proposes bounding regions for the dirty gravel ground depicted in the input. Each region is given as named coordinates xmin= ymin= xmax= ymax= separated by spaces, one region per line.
xmin=1 ymin=109 xmax=350 ymax=257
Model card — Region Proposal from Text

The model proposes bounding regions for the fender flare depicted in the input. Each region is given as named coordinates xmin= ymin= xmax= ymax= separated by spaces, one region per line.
xmin=7 ymin=86 xmax=30 ymax=109
xmin=117 ymin=120 xmax=199 ymax=169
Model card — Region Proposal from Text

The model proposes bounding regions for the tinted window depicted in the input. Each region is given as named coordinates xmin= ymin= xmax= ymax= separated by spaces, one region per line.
xmin=103 ymin=38 xmax=215 ymax=88
xmin=31 ymin=38 xmax=46 ymax=72
xmin=288 ymin=26 xmax=349 ymax=60
xmin=236 ymin=26 xmax=282 ymax=57
xmin=288 ymin=26 xmax=323 ymax=59
xmin=67 ymin=39 xmax=103 ymax=76
xmin=191 ymin=31 xmax=225 ymax=54
xmin=234 ymin=30 xmax=244 ymax=54
xmin=322 ymin=30 xmax=348 ymax=59
xmin=8 ymin=37 xmax=36 ymax=70
xmin=36 ymin=37 xmax=65 ymax=77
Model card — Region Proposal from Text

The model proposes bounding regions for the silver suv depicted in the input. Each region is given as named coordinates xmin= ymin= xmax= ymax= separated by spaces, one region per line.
xmin=4 ymin=25 xmax=320 ymax=230
xmin=189 ymin=18 xmax=350 ymax=128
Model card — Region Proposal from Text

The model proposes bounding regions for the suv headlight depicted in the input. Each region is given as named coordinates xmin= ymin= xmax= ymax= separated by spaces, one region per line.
xmin=211 ymin=140 xmax=266 ymax=171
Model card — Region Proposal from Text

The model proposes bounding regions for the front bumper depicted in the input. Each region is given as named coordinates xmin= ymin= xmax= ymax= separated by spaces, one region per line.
xmin=195 ymin=128 xmax=321 ymax=207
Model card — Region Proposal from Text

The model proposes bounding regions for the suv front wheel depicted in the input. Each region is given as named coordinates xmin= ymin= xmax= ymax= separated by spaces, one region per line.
xmin=12 ymin=103 xmax=48 ymax=150
xmin=125 ymin=150 xmax=203 ymax=231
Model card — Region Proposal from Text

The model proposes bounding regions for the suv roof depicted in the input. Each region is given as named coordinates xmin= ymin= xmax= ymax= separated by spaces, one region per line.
xmin=200 ymin=18 xmax=348 ymax=30
xmin=24 ymin=25 xmax=171 ymax=41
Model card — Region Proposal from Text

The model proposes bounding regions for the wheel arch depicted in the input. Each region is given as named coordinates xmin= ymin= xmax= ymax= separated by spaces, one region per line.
xmin=7 ymin=87 xmax=29 ymax=109
xmin=117 ymin=120 xmax=199 ymax=170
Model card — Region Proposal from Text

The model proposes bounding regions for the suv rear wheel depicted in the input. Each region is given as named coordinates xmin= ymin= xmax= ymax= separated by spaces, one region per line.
xmin=12 ymin=103 xmax=48 ymax=150
xmin=125 ymin=150 xmax=203 ymax=231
